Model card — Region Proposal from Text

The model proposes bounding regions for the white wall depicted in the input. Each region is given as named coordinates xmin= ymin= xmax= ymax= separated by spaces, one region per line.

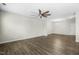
xmin=0 ymin=19 xmax=1 ymax=41
xmin=0 ymin=12 xmax=1 ymax=40
xmin=76 ymin=12 xmax=79 ymax=42
xmin=47 ymin=16 xmax=75 ymax=35
xmin=0 ymin=11 xmax=45 ymax=44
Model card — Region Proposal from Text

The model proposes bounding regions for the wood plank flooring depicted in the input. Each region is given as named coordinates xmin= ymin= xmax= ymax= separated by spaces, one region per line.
xmin=0 ymin=34 xmax=78 ymax=55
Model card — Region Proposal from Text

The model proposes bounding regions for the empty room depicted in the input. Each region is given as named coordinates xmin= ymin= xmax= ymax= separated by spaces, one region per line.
xmin=0 ymin=3 xmax=79 ymax=55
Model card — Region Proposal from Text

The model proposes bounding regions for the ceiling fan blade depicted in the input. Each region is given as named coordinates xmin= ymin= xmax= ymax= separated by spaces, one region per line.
xmin=42 ymin=13 xmax=51 ymax=17
xmin=42 ymin=14 xmax=48 ymax=17
xmin=47 ymin=14 xmax=51 ymax=16
xmin=43 ymin=11 xmax=49 ymax=14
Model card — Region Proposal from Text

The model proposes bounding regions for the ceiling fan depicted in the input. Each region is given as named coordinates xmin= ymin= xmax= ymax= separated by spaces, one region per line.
xmin=39 ymin=9 xmax=51 ymax=18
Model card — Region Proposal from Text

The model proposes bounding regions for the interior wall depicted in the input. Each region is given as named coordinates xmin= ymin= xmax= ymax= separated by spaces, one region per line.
xmin=76 ymin=12 xmax=79 ymax=42
xmin=0 ymin=14 xmax=1 ymax=39
xmin=0 ymin=11 xmax=45 ymax=44
xmin=0 ymin=13 xmax=1 ymax=40
xmin=47 ymin=17 xmax=75 ymax=35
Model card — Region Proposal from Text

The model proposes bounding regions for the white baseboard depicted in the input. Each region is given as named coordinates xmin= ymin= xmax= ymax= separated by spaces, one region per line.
xmin=0 ymin=33 xmax=76 ymax=44
xmin=76 ymin=35 xmax=79 ymax=42
xmin=76 ymin=39 xmax=79 ymax=42
xmin=0 ymin=34 xmax=44 ymax=44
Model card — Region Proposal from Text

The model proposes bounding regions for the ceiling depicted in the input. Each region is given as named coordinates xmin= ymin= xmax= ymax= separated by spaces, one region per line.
xmin=1 ymin=3 xmax=79 ymax=19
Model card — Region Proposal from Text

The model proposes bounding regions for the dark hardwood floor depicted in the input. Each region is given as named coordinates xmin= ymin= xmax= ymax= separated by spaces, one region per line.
xmin=0 ymin=34 xmax=78 ymax=55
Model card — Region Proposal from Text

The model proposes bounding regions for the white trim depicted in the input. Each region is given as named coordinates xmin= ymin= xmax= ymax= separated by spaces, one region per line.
xmin=0 ymin=34 xmax=44 ymax=44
